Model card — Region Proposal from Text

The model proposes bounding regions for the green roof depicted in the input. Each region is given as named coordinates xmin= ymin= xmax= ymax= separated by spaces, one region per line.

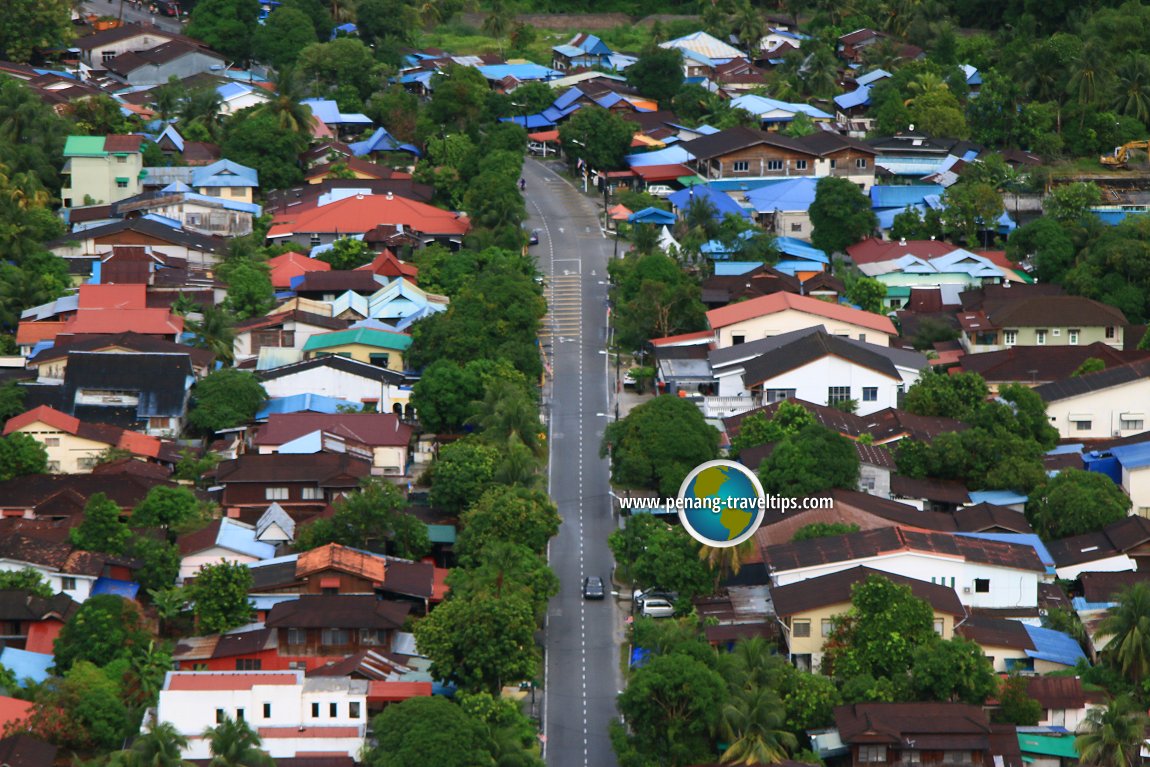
xmin=63 ymin=136 xmax=107 ymax=157
xmin=302 ymin=327 xmax=413 ymax=353
xmin=427 ymin=524 xmax=456 ymax=544
xmin=1017 ymin=733 xmax=1078 ymax=759
xmin=886 ymin=286 xmax=912 ymax=297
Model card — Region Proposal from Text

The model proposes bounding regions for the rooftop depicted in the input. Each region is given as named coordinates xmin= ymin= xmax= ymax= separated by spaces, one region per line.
xmin=706 ymin=292 xmax=897 ymax=335
xmin=770 ymin=566 xmax=964 ymax=617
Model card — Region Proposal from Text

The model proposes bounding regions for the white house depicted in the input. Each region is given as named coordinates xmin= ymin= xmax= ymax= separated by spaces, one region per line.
xmin=707 ymin=327 xmax=926 ymax=417
xmin=257 ymin=355 xmax=408 ymax=414
xmin=704 ymin=292 xmax=897 ymax=350
xmin=177 ymin=518 xmax=277 ymax=583
xmin=1046 ymin=516 xmax=1150 ymax=580
xmin=154 ymin=671 xmax=368 ymax=761
xmin=1110 ymin=441 xmax=1150 ymax=516
xmin=1035 ymin=360 xmax=1150 ymax=440
xmin=762 ymin=526 xmax=1045 ymax=610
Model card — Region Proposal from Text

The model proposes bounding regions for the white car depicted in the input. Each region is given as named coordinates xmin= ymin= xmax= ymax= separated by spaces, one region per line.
xmin=647 ymin=184 xmax=674 ymax=198
xmin=640 ymin=598 xmax=675 ymax=618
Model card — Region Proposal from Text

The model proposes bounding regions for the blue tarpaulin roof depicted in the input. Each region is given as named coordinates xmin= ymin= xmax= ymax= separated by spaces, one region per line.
xmin=870 ymin=184 xmax=944 ymax=208
xmin=256 ymin=393 xmax=359 ymax=419
xmin=350 ymin=127 xmax=421 ymax=157
xmin=478 ymin=63 xmax=562 ymax=82
xmin=745 ymin=177 xmax=818 ymax=213
xmin=92 ymin=577 xmax=140 ymax=599
xmin=500 ymin=114 xmax=556 ymax=129
xmin=627 ymin=146 xmax=695 ymax=167
xmin=668 ymin=184 xmax=752 ymax=220
xmin=833 ymin=85 xmax=872 ymax=110
xmin=628 ymin=207 xmax=677 ymax=225
xmin=775 ymin=237 xmax=829 ymax=263
xmin=1024 ymin=624 xmax=1087 ymax=667
xmin=714 ymin=261 xmax=763 ymax=276
xmin=1111 ymin=442 xmax=1150 ymax=470
xmin=0 ymin=648 xmax=53 ymax=685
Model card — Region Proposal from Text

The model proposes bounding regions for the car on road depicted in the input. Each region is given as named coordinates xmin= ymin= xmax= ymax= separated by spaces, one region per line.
xmin=646 ymin=184 xmax=675 ymax=198
xmin=528 ymin=228 xmax=540 ymax=245
xmin=640 ymin=597 xmax=675 ymax=618
xmin=583 ymin=576 xmax=605 ymax=600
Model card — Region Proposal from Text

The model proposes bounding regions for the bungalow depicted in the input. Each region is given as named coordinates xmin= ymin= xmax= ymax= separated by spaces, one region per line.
xmin=47 ymin=217 xmax=227 ymax=270
xmin=115 ymin=183 xmax=262 ymax=237
xmin=292 ymin=544 xmax=441 ymax=610
xmin=4 ymin=405 xmax=177 ymax=474
xmin=266 ymin=595 xmax=411 ymax=658
xmin=1046 ymin=516 xmax=1150 ymax=579
xmin=770 ymin=566 xmax=964 ymax=671
xmin=682 ymin=127 xmax=877 ymax=189
xmin=0 ymin=530 xmax=121 ymax=602
xmin=957 ymin=343 xmax=1150 ymax=392
xmin=252 ymin=412 xmax=413 ymax=476
xmin=18 ymin=284 xmax=184 ymax=356
xmin=178 ymin=517 xmax=278 ymax=583
xmin=956 ymin=615 xmax=1086 ymax=673
xmin=144 ymin=159 xmax=259 ymax=204
xmin=957 ymin=285 xmax=1127 ymax=353
xmin=301 ymin=327 xmax=413 ymax=372
xmin=60 ymin=135 xmax=145 ymax=209
xmin=832 ymin=703 xmax=1017 ymax=767
xmin=703 ymin=291 xmax=897 ymax=349
xmin=728 ymin=94 xmax=834 ymax=129
xmin=744 ymin=177 xmax=818 ymax=238
xmin=265 ymin=192 xmax=470 ymax=251
xmin=302 ymin=99 xmax=374 ymax=136
xmin=233 ymin=309 xmax=348 ymax=364
xmin=659 ymin=31 xmax=745 ymax=79
xmin=1035 ymin=359 xmax=1150 ymax=440
xmin=104 ymin=40 xmax=226 ymax=86
xmin=552 ymin=33 xmax=614 ymax=71
xmin=0 ymin=466 xmax=174 ymax=523
xmin=1024 ymin=676 xmax=1093 ymax=731
xmin=28 ymin=332 xmax=214 ymax=382
xmin=256 ymin=355 xmax=407 ymax=416
xmin=214 ymin=453 xmax=373 ymax=511
xmin=73 ymin=22 xmax=197 ymax=67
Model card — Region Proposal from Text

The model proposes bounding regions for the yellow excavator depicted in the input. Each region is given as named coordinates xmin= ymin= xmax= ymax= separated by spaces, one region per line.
xmin=1101 ymin=140 xmax=1150 ymax=167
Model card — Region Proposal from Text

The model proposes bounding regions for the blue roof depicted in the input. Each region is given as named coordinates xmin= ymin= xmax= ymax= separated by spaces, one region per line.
xmin=876 ymin=204 xmax=927 ymax=230
xmin=182 ymin=191 xmax=262 ymax=215
xmin=774 ymin=259 xmax=826 ymax=276
xmin=1023 ymin=624 xmax=1087 ymax=667
xmin=775 ymin=236 xmax=829 ymax=263
xmin=714 ymin=261 xmax=764 ymax=276
xmin=627 ymin=146 xmax=694 ymax=167
xmin=668 ymin=184 xmax=752 ymax=220
xmin=216 ymin=517 xmax=277 ymax=560
xmin=552 ymin=87 xmax=583 ymax=110
xmin=856 ymin=68 xmax=892 ymax=86
xmin=92 ymin=577 xmax=140 ymax=599
xmin=500 ymin=114 xmax=556 ymax=129
xmin=834 ymin=85 xmax=872 ymax=110
xmin=954 ymin=532 xmax=1054 ymax=575
xmin=349 ymin=127 xmax=421 ymax=157
xmin=330 ymin=22 xmax=357 ymax=39
xmin=257 ymin=393 xmax=360 ymax=419
xmin=217 ymin=81 xmax=252 ymax=101
xmin=1048 ymin=443 xmax=1085 ymax=455
xmin=0 ymin=648 xmax=53 ymax=685
xmin=477 ymin=63 xmax=562 ymax=82
xmin=729 ymin=94 xmax=833 ymax=121
xmin=628 ymin=207 xmax=677 ymax=225
xmin=302 ymin=99 xmax=373 ymax=126
xmin=968 ymin=490 xmax=1028 ymax=506
xmin=744 ymin=177 xmax=818 ymax=213
xmin=962 ymin=64 xmax=982 ymax=86
xmin=191 ymin=158 xmax=259 ymax=188
xmin=1111 ymin=442 xmax=1150 ymax=470
xmin=870 ymin=184 xmax=944 ymax=208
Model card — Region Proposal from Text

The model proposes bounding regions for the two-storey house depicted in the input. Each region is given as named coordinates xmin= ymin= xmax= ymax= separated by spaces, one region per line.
xmin=61 ymin=135 xmax=144 ymax=209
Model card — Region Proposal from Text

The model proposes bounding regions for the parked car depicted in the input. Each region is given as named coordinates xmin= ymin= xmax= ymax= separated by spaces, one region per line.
xmin=647 ymin=184 xmax=674 ymax=198
xmin=640 ymin=597 xmax=675 ymax=618
xmin=583 ymin=576 xmax=605 ymax=600
xmin=633 ymin=588 xmax=677 ymax=605
xmin=528 ymin=141 xmax=551 ymax=156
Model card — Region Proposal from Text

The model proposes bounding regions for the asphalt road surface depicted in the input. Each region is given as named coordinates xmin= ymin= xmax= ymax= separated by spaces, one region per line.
xmin=528 ymin=157 xmax=621 ymax=767
xmin=81 ymin=0 xmax=183 ymax=35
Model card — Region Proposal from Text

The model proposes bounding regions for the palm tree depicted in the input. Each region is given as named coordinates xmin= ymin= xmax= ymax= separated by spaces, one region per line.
xmin=330 ymin=0 xmax=355 ymax=22
xmin=493 ymin=433 xmax=542 ymax=486
xmin=699 ymin=539 xmax=754 ymax=593
xmin=469 ymin=380 xmax=542 ymax=454
xmin=127 ymin=721 xmax=191 ymax=767
xmin=1111 ymin=55 xmax=1150 ymax=125
xmin=731 ymin=0 xmax=765 ymax=54
xmin=185 ymin=304 xmax=237 ymax=365
xmin=483 ymin=0 xmax=514 ymax=57
xmin=178 ymin=87 xmax=224 ymax=141
xmin=256 ymin=67 xmax=313 ymax=134
xmin=723 ymin=635 xmax=783 ymax=692
xmin=1076 ymin=695 xmax=1149 ymax=767
xmin=1095 ymin=582 xmax=1150 ymax=687
xmin=204 ymin=717 xmax=273 ymax=767
xmin=1067 ymin=44 xmax=1105 ymax=115
xmin=797 ymin=44 xmax=839 ymax=99
xmin=719 ymin=687 xmax=797 ymax=765
xmin=631 ymin=222 xmax=660 ymax=255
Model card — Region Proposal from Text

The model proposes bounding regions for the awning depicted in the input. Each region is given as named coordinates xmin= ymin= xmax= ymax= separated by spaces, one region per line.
xmin=632 ymin=163 xmax=693 ymax=182
xmin=677 ymin=175 xmax=708 ymax=187
xmin=367 ymin=681 xmax=434 ymax=703
xmin=527 ymin=129 xmax=559 ymax=142
xmin=609 ymin=204 xmax=633 ymax=221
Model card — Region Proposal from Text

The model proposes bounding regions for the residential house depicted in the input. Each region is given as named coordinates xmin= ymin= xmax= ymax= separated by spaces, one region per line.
xmin=0 ymin=466 xmax=174 ymax=524
xmin=700 ymin=263 xmax=802 ymax=307
xmin=706 ymin=326 xmax=926 ymax=417
xmin=214 ymin=453 xmax=373 ymax=511
xmin=233 ymin=309 xmax=348 ymax=364
xmin=321 ymin=279 xmax=447 ymax=329
xmin=832 ymin=703 xmax=1018 ymax=767
xmin=22 ymin=351 xmax=194 ymax=437
xmin=728 ymin=94 xmax=834 ymax=130
xmin=355 ymin=250 xmax=419 ymax=283
xmin=957 ymin=285 xmax=1127 ymax=353
xmin=1107 ymin=441 xmax=1150 ymax=516
xmin=957 ymin=343 xmax=1150 ymax=392
xmin=266 ymin=595 xmax=411 ymax=658
xmin=659 ymin=31 xmax=745 ymax=79
xmin=61 ymin=135 xmax=144 ymax=208
xmin=703 ymin=292 xmax=897 ymax=349
xmin=4 ymin=405 xmax=178 ymax=474
xmin=253 ymin=412 xmax=413 ymax=476
xmin=770 ymin=566 xmax=964 ymax=671
xmin=888 ymin=475 xmax=970 ymax=513
xmin=292 ymin=544 xmax=442 ymax=611
xmin=73 ymin=22 xmax=197 ymax=67
xmin=1034 ymin=359 xmax=1150 ymax=440
xmin=1047 ymin=516 xmax=1150 ymax=579
xmin=866 ymin=132 xmax=977 ymax=179
xmin=255 ymin=503 xmax=296 ymax=547
xmin=178 ymin=518 xmax=278 ymax=583
xmin=17 ymin=284 xmax=184 ymax=356
xmin=144 ymin=159 xmax=259 ymax=205
xmin=303 ymin=99 xmax=374 ymax=136
xmin=301 ymin=328 xmax=412 ymax=372
xmin=151 ymin=123 xmax=221 ymax=166
xmin=154 ymin=670 xmax=369 ymax=760
xmin=104 ymin=40 xmax=226 ymax=85
xmin=115 ymin=181 xmax=262 ymax=237
xmin=743 ymin=177 xmax=819 ymax=238
xmin=957 ymin=615 xmax=1086 ymax=672
xmin=293 ymin=271 xmax=383 ymax=302
xmin=28 ymin=332 xmax=215 ymax=382
xmin=0 ymin=590 xmax=79 ymax=653
xmin=268 ymin=251 xmax=332 ymax=290
xmin=551 ymin=33 xmax=614 ymax=71
xmin=762 ymin=526 xmax=1046 ymax=610
xmin=1024 ymin=676 xmax=1092 ymax=731
xmin=684 ymin=127 xmax=879 ymax=187
xmin=257 ymin=355 xmax=408 ymax=416
xmin=47 ymin=217 xmax=227 ymax=270
xmin=856 ymin=443 xmax=896 ymax=497
xmin=266 ymin=192 xmax=470 ymax=251
xmin=0 ymin=530 xmax=123 ymax=602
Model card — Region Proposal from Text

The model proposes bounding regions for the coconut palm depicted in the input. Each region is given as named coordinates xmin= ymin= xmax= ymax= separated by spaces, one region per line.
xmin=185 ymin=304 xmax=237 ymax=365
xmin=719 ymin=687 xmax=797 ymax=765
xmin=256 ymin=67 xmax=313 ymax=135
xmin=797 ymin=44 xmax=840 ymax=99
xmin=723 ymin=635 xmax=783 ymax=692
xmin=483 ymin=0 xmax=514 ymax=57
xmin=178 ymin=87 xmax=224 ymax=141
xmin=126 ymin=721 xmax=191 ymax=767
xmin=1067 ymin=43 xmax=1105 ymax=113
xmin=1095 ymin=582 xmax=1150 ymax=687
xmin=469 ymin=380 xmax=542 ymax=454
xmin=731 ymin=0 xmax=765 ymax=54
xmin=493 ymin=433 xmax=543 ymax=487
xmin=1111 ymin=54 xmax=1150 ymax=125
xmin=1075 ymin=695 xmax=1149 ymax=767
xmin=204 ymin=717 xmax=273 ymax=767
xmin=699 ymin=539 xmax=755 ymax=593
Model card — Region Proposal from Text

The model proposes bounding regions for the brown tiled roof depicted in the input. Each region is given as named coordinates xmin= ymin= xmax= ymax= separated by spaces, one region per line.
xmin=861 ymin=408 xmax=969 ymax=443
xmin=953 ymin=503 xmax=1033 ymax=534
xmin=265 ymin=595 xmax=411 ymax=629
xmin=305 ymin=648 xmax=411 ymax=680
xmin=1079 ymin=570 xmax=1150 ymax=603
xmin=27 ymin=331 xmax=215 ymax=369
xmin=176 ymin=520 xmax=221 ymax=557
xmin=1035 ymin=359 xmax=1150 ymax=403
xmin=762 ymin=526 xmax=1045 ymax=573
xmin=0 ymin=591 xmax=79 ymax=622
xmin=722 ymin=399 xmax=867 ymax=441
xmin=215 ymin=453 xmax=373 ymax=487
xmin=855 ymin=442 xmax=895 ymax=468
xmin=381 ymin=559 xmax=433 ymax=599
xmin=956 ymin=614 xmax=1033 ymax=650
xmin=1047 ymin=516 xmax=1150 ymax=567
xmin=293 ymin=271 xmax=382 ymax=294
xmin=0 ymin=470 xmax=170 ymax=512
xmin=683 ymin=126 xmax=814 ymax=162
xmin=834 ymin=702 xmax=992 ymax=749
xmin=254 ymin=413 xmax=414 ymax=449
xmin=210 ymin=627 xmax=275 ymax=658
xmin=234 ymin=309 xmax=346 ymax=333
xmin=103 ymin=134 xmax=145 ymax=153
xmin=770 ymin=566 xmax=964 ymax=617
xmin=0 ymin=533 xmax=107 ymax=576
xmin=980 ymin=295 xmax=1127 ymax=330
xmin=958 ymin=343 xmax=1150 ymax=384
xmin=889 ymin=475 xmax=970 ymax=504
xmin=74 ymin=22 xmax=200 ymax=50
xmin=1026 ymin=676 xmax=1086 ymax=710
xmin=296 ymin=544 xmax=386 ymax=584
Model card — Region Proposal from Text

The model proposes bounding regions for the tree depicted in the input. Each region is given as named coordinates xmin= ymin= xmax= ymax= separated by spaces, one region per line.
xmin=614 ymin=653 xmax=726 ymax=767
xmin=255 ymin=67 xmax=314 ymax=134
xmin=1076 ymin=695 xmax=1149 ymax=767
xmin=299 ymin=37 xmax=378 ymax=100
xmin=318 ymin=237 xmax=373 ymax=270
xmin=758 ymin=424 xmax=859 ymax=498
xmin=792 ymin=522 xmax=861 ymax=542
xmin=221 ymin=108 xmax=307 ymax=190
xmin=609 ymin=252 xmax=707 ymax=351
xmin=188 ymin=0 xmax=261 ymax=63
xmin=428 ymin=439 xmax=500 ymax=513
xmin=626 ymin=46 xmax=685 ymax=106
xmin=809 ymin=177 xmax=877 ymax=255
xmin=602 ymin=395 xmax=720 ymax=496
xmin=846 ymin=275 xmax=887 ymax=313
xmin=908 ymin=87 xmax=969 ymax=139
xmin=446 ymin=541 xmax=558 ymax=617
xmin=1045 ymin=182 xmax=1102 ymax=224
xmin=185 ymin=304 xmax=237 ymax=365
xmin=425 ymin=65 xmax=490 ymax=136
xmin=699 ymin=539 xmax=754 ymax=593
xmin=187 ymin=368 xmax=267 ymax=434
xmin=560 ymin=106 xmax=636 ymax=172
xmin=1005 ymin=217 xmax=1075 ymax=283
xmin=203 ymin=716 xmax=273 ymax=766
xmin=728 ymin=402 xmax=814 ymax=458
xmin=1096 ymin=583 xmax=1150 ymax=688
xmin=221 ymin=260 xmax=274 ymax=319
xmin=719 ymin=687 xmax=798 ymax=765
xmin=910 ymin=637 xmax=997 ymax=704
xmin=1026 ymin=469 xmax=1131 ymax=540
xmin=126 ymin=720 xmax=191 ymax=767
xmin=355 ymin=0 xmax=418 ymax=48
xmin=128 ymin=537 xmax=182 ymax=594
xmin=455 ymin=486 xmax=560 ymax=562
xmin=252 ymin=7 xmax=317 ymax=69
xmin=0 ymin=432 xmax=47 ymax=481
xmin=68 ymin=95 xmax=138 ymax=135
xmin=991 ymin=674 xmax=1043 ymax=725
xmin=0 ymin=0 xmax=72 ymax=63
xmin=0 ymin=380 xmax=25 ymax=424
xmin=70 ymin=492 xmax=131 ymax=555
xmin=608 ymin=514 xmax=711 ymax=598
xmin=281 ymin=0 xmax=332 ymax=39
xmin=363 ymin=697 xmax=491 ymax=767
xmin=189 ymin=561 xmax=254 ymax=635
xmin=0 ymin=567 xmax=52 ymax=598
xmin=902 ymin=369 xmax=988 ymax=421
xmin=295 ymin=478 xmax=430 ymax=559
xmin=54 ymin=595 xmax=149 ymax=672
xmin=412 ymin=593 xmax=536 ymax=694
xmin=132 ymin=486 xmax=203 ymax=534
xmin=941 ymin=181 xmax=1004 ymax=246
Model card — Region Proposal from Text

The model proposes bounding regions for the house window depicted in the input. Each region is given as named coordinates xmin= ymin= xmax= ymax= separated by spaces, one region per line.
xmin=765 ymin=388 xmax=796 ymax=404
xmin=1052 ymin=328 xmax=1061 ymax=337
xmin=360 ymin=628 xmax=385 ymax=645
xmin=1035 ymin=329 xmax=1046 ymax=345
xmin=116 ymin=155 xmax=127 ymax=164
xmin=974 ymin=578 xmax=990 ymax=593
xmin=235 ymin=659 xmax=262 ymax=671
xmin=859 ymin=745 xmax=886 ymax=763
xmin=1107 ymin=326 xmax=1116 ymax=339
xmin=206 ymin=187 xmax=221 ymax=196
xmin=821 ymin=619 xmax=834 ymax=637
xmin=288 ymin=660 xmax=307 ymax=670
xmin=732 ymin=160 xmax=750 ymax=172
xmin=855 ymin=158 xmax=867 ymax=168
xmin=77 ymin=457 xmax=99 ymax=470
xmin=236 ymin=709 xmax=245 ymax=722
xmin=321 ymin=628 xmax=349 ymax=646
xmin=943 ymin=752 xmax=969 ymax=765
xmin=860 ymin=474 xmax=876 ymax=491
xmin=1069 ymin=328 xmax=1080 ymax=344
xmin=216 ymin=709 xmax=226 ymax=724
xmin=286 ymin=628 xmax=306 ymax=645
xmin=933 ymin=618 xmax=945 ymax=635
xmin=732 ymin=334 xmax=745 ymax=345
xmin=1073 ymin=420 xmax=1092 ymax=431
xmin=44 ymin=437 xmax=59 ymax=447
xmin=309 ymin=234 xmax=321 ymax=247
xmin=265 ymin=487 xmax=289 ymax=501
xmin=858 ymin=334 xmax=866 ymax=342
xmin=790 ymin=222 xmax=802 ymax=232
xmin=263 ymin=703 xmax=272 ymax=718
xmin=350 ymin=702 xmax=361 ymax=719
xmin=766 ymin=159 xmax=783 ymax=171
xmin=102 ymin=50 xmax=116 ymax=62
xmin=906 ymin=751 xmax=921 ymax=764
xmin=1122 ymin=419 xmax=1144 ymax=430
xmin=792 ymin=619 xmax=811 ymax=637
xmin=61 ymin=577 xmax=77 ymax=590
xmin=301 ymin=487 xmax=323 ymax=500
xmin=796 ymin=159 xmax=808 ymax=170
xmin=862 ymin=387 xmax=878 ymax=402
xmin=329 ymin=702 xmax=338 ymax=718
xmin=185 ymin=213 xmax=201 ymax=226
xmin=1003 ymin=329 xmax=1017 ymax=346
xmin=827 ymin=386 xmax=851 ymax=404
xmin=829 ymin=159 xmax=837 ymax=169
xmin=369 ymin=353 xmax=390 ymax=368
xmin=193 ymin=662 xmax=209 ymax=671
xmin=311 ymin=702 xmax=320 ymax=718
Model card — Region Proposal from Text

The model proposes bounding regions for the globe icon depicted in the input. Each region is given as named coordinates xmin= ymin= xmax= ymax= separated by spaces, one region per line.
xmin=677 ymin=460 xmax=765 ymax=547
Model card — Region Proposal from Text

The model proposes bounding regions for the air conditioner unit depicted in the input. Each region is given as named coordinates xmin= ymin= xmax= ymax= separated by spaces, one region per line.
xmin=962 ymin=586 xmax=972 ymax=594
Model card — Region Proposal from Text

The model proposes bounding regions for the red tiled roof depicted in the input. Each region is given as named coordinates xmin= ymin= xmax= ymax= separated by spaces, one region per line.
xmin=103 ymin=135 xmax=145 ymax=153
xmin=366 ymin=681 xmax=433 ymax=702
xmin=846 ymin=237 xmax=957 ymax=265
xmin=4 ymin=405 xmax=166 ymax=459
xmin=166 ymin=672 xmax=299 ymax=691
xmin=4 ymin=406 xmax=81 ymax=436
xmin=268 ymin=251 xmax=330 ymax=289
xmin=706 ymin=292 xmax=897 ymax=335
xmin=0 ymin=697 xmax=32 ymax=730
xmin=77 ymin=284 xmax=148 ymax=309
xmin=267 ymin=194 xmax=471 ymax=239
xmin=259 ymin=727 xmax=361 ymax=738
xmin=432 ymin=567 xmax=448 ymax=602
xmin=650 ymin=330 xmax=713 ymax=347
xmin=355 ymin=250 xmax=418 ymax=280
xmin=63 ymin=309 xmax=183 ymax=337
xmin=15 ymin=321 xmax=66 ymax=346
xmin=296 ymin=544 xmax=386 ymax=583
xmin=254 ymin=413 xmax=413 ymax=448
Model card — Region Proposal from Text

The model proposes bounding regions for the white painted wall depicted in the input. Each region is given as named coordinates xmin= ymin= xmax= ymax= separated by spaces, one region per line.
xmin=0 ymin=559 xmax=94 ymax=602
xmin=715 ymin=355 xmax=917 ymax=415
xmin=1043 ymin=379 xmax=1150 ymax=439
xmin=179 ymin=548 xmax=261 ymax=584
xmin=259 ymin=364 xmax=406 ymax=413
xmin=1054 ymin=553 xmax=1135 ymax=581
